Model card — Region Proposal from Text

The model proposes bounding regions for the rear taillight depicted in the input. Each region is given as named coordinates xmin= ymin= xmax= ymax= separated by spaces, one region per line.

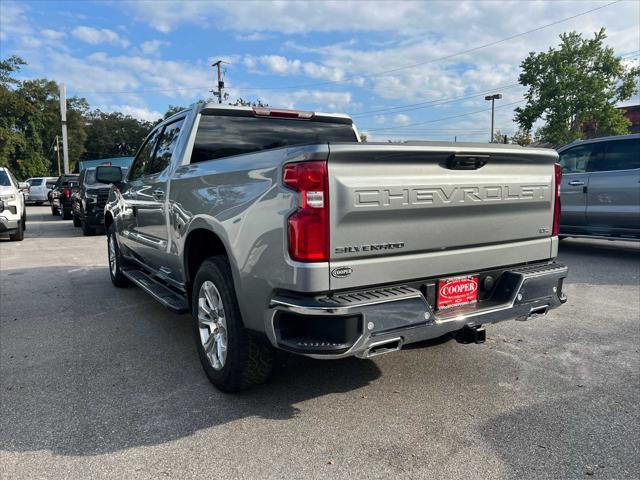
xmin=552 ymin=163 xmax=562 ymax=236
xmin=64 ymin=187 xmax=71 ymax=199
xmin=283 ymin=161 xmax=329 ymax=262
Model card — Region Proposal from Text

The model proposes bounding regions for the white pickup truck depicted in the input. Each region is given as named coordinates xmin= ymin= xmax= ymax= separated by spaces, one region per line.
xmin=96 ymin=104 xmax=568 ymax=391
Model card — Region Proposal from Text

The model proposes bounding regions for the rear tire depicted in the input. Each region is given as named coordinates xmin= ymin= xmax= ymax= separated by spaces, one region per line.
xmin=192 ymin=256 xmax=274 ymax=392
xmin=73 ymin=213 xmax=81 ymax=227
xmin=107 ymin=224 xmax=131 ymax=288
xmin=35 ymin=201 xmax=43 ymax=206
xmin=51 ymin=205 xmax=59 ymax=216
xmin=62 ymin=209 xmax=72 ymax=220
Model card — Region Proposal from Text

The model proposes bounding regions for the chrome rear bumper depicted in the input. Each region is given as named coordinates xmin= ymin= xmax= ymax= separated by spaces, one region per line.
xmin=268 ymin=262 xmax=568 ymax=359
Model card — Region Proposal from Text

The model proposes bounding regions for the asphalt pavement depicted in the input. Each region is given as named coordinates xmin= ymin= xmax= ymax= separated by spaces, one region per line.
xmin=1 ymin=206 xmax=639 ymax=479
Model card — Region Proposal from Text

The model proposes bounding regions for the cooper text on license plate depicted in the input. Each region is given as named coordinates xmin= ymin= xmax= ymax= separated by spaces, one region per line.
xmin=437 ymin=275 xmax=478 ymax=309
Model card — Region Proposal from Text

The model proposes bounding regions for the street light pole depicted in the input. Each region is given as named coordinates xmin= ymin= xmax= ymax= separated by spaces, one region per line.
xmin=484 ymin=93 xmax=502 ymax=142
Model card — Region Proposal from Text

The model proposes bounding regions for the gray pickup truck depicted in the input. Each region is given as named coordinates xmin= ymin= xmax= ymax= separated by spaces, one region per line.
xmin=96 ymin=103 xmax=568 ymax=391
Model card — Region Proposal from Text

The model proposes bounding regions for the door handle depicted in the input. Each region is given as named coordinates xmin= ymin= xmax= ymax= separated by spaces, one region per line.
xmin=152 ymin=190 xmax=165 ymax=199
xmin=568 ymin=180 xmax=585 ymax=186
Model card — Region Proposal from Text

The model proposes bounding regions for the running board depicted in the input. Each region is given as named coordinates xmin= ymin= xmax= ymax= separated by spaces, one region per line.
xmin=122 ymin=269 xmax=189 ymax=313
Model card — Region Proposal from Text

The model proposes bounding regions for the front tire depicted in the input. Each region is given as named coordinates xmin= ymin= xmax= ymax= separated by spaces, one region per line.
xmin=73 ymin=213 xmax=81 ymax=227
xmin=192 ymin=256 xmax=274 ymax=392
xmin=51 ymin=205 xmax=59 ymax=216
xmin=62 ymin=209 xmax=72 ymax=220
xmin=9 ymin=220 xmax=24 ymax=241
xmin=81 ymin=219 xmax=95 ymax=236
xmin=107 ymin=224 xmax=130 ymax=288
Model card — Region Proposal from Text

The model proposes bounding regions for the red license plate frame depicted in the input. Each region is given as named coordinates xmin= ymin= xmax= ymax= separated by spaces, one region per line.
xmin=437 ymin=275 xmax=479 ymax=310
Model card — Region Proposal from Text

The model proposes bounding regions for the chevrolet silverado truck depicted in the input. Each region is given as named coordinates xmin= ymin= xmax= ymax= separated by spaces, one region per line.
xmin=96 ymin=103 xmax=568 ymax=392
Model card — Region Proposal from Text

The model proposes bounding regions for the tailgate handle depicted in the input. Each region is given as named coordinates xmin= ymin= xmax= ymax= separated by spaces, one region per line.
xmin=447 ymin=154 xmax=489 ymax=170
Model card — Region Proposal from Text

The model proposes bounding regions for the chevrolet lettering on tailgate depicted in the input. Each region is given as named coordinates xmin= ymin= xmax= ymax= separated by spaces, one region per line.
xmin=354 ymin=184 xmax=550 ymax=208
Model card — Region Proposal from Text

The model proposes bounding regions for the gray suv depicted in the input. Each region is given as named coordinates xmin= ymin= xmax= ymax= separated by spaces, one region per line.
xmin=558 ymin=134 xmax=640 ymax=240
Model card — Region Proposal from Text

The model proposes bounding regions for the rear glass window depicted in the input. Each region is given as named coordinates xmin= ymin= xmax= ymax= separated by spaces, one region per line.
xmin=191 ymin=114 xmax=357 ymax=163
xmin=30 ymin=178 xmax=43 ymax=186
xmin=46 ymin=181 xmax=57 ymax=188
xmin=61 ymin=176 xmax=79 ymax=187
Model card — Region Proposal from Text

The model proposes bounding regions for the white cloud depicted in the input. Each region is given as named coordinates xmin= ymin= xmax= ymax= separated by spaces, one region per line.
xmin=71 ymin=26 xmax=130 ymax=48
xmin=140 ymin=39 xmax=170 ymax=55
xmin=0 ymin=3 xmax=33 ymax=43
xmin=243 ymin=55 xmax=345 ymax=82
xmin=41 ymin=29 xmax=66 ymax=41
xmin=225 ymin=88 xmax=355 ymax=112
xmin=236 ymin=32 xmax=272 ymax=42
xmin=113 ymin=105 xmax=162 ymax=122
xmin=393 ymin=113 xmax=411 ymax=126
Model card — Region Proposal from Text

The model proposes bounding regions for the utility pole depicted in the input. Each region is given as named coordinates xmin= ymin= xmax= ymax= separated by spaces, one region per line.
xmin=59 ymin=83 xmax=70 ymax=173
xmin=55 ymin=135 xmax=61 ymax=176
xmin=211 ymin=60 xmax=226 ymax=104
xmin=484 ymin=93 xmax=502 ymax=142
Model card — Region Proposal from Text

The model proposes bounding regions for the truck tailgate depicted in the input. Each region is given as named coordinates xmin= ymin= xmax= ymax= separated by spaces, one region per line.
xmin=327 ymin=142 xmax=559 ymax=289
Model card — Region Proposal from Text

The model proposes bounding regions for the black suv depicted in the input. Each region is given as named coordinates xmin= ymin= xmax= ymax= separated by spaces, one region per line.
xmin=72 ymin=168 xmax=114 ymax=235
xmin=50 ymin=174 xmax=79 ymax=219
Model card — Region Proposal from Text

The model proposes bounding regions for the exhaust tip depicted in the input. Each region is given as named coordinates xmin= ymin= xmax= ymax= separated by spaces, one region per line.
xmin=364 ymin=338 xmax=402 ymax=358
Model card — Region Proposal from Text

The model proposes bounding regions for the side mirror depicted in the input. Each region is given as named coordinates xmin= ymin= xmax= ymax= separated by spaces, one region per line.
xmin=18 ymin=182 xmax=29 ymax=190
xmin=96 ymin=166 xmax=123 ymax=184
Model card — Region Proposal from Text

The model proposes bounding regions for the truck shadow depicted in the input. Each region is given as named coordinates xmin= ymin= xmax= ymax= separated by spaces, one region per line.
xmin=557 ymin=238 xmax=640 ymax=286
xmin=477 ymin=387 xmax=639 ymax=479
xmin=0 ymin=265 xmax=381 ymax=456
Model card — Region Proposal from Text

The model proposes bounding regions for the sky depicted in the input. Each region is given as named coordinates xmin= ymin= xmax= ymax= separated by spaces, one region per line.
xmin=1 ymin=0 xmax=639 ymax=142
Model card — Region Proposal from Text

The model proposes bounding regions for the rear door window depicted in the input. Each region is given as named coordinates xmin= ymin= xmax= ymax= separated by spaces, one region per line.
xmin=147 ymin=118 xmax=185 ymax=175
xmin=191 ymin=114 xmax=357 ymax=163
xmin=590 ymin=139 xmax=640 ymax=172
xmin=129 ymin=129 xmax=161 ymax=181
xmin=559 ymin=144 xmax=601 ymax=173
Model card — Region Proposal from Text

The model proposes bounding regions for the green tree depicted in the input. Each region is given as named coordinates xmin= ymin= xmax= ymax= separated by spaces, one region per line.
xmin=491 ymin=129 xmax=509 ymax=144
xmin=84 ymin=110 xmax=153 ymax=159
xmin=228 ymin=97 xmax=268 ymax=107
xmin=15 ymin=79 xmax=88 ymax=175
xmin=0 ymin=56 xmax=26 ymax=87
xmin=510 ymin=128 xmax=533 ymax=146
xmin=162 ymin=104 xmax=187 ymax=120
xmin=515 ymin=28 xmax=640 ymax=147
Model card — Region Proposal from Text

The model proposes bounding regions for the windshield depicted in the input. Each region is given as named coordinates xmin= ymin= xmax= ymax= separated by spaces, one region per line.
xmin=84 ymin=169 xmax=97 ymax=185
xmin=0 ymin=171 xmax=11 ymax=187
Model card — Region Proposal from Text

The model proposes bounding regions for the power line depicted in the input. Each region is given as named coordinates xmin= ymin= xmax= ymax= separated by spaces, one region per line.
xmin=68 ymin=1 xmax=621 ymax=97
xmin=364 ymin=100 xmax=524 ymax=131
xmin=352 ymin=83 xmax=521 ymax=117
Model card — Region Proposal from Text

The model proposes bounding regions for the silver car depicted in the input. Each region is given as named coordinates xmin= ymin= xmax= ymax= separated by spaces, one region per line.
xmin=25 ymin=176 xmax=58 ymax=205
xmin=558 ymin=134 xmax=640 ymax=240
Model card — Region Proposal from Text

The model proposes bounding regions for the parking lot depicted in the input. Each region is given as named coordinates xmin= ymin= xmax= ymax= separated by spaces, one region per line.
xmin=1 ymin=205 xmax=638 ymax=479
